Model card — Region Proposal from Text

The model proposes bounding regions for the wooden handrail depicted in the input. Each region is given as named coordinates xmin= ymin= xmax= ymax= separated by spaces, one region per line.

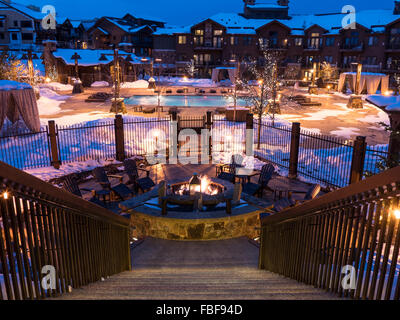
xmin=262 ymin=166 xmax=400 ymax=225
xmin=0 ymin=160 xmax=129 ymax=227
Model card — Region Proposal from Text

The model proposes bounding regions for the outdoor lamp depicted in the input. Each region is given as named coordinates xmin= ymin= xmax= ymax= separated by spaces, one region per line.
xmin=141 ymin=57 xmax=149 ymax=63
xmin=2 ymin=191 xmax=9 ymax=199
xmin=189 ymin=173 xmax=201 ymax=196
xmin=394 ymin=209 xmax=400 ymax=220
xmin=71 ymin=52 xmax=82 ymax=61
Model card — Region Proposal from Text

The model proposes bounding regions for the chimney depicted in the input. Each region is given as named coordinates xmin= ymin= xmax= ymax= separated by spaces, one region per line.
xmin=395 ymin=1 xmax=400 ymax=14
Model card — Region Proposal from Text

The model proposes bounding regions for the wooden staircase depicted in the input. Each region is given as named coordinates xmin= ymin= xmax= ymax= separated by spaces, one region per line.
xmin=56 ymin=237 xmax=339 ymax=300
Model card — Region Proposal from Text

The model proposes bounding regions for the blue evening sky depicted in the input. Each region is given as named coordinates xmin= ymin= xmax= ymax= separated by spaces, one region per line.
xmin=16 ymin=0 xmax=395 ymax=25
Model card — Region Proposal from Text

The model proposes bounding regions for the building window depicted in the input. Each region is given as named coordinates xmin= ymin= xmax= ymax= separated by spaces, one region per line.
xmin=308 ymin=33 xmax=321 ymax=49
xmin=0 ymin=21 xmax=3 ymax=28
xmin=0 ymin=33 xmax=4 ymax=40
xmin=364 ymin=56 xmax=377 ymax=65
xmin=194 ymin=29 xmax=204 ymax=46
xmin=21 ymin=20 xmax=33 ymax=28
xmin=214 ymin=30 xmax=223 ymax=36
xmin=243 ymin=36 xmax=252 ymax=46
xmin=13 ymin=21 xmax=18 ymax=27
xmin=345 ymin=31 xmax=359 ymax=47
xmin=230 ymin=36 xmax=238 ymax=45
xmin=22 ymin=33 xmax=33 ymax=41
xmin=325 ymin=37 xmax=335 ymax=46
xmin=11 ymin=33 xmax=18 ymax=41
xmin=324 ymin=56 xmax=333 ymax=63
xmin=178 ymin=35 xmax=187 ymax=44
xmin=294 ymin=37 xmax=303 ymax=46
xmin=367 ymin=36 xmax=378 ymax=46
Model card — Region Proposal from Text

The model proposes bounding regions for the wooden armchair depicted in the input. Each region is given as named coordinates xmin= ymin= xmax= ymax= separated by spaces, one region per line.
xmin=62 ymin=175 xmax=107 ymax=207
xmin=273 ymin=184 xmax=321 ymax=212
xmin=124 ymin=159 xmax=155 ymax=193
xmin=92 ymin=167 xmax=134 ymax=200
xmin=242 ymin=164 xmax=275 ymax=197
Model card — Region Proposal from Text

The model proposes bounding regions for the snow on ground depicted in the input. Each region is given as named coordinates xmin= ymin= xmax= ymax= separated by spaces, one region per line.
xmin=38 ymin=82 xmax=73 ymax=91
xmin=121 ymin=80 xmax=149 ymax=89
xmin=26 ymin=159 xmax=121 ymax=181
xmin=330 ymin=127 xmax=361 ymax=139
xmin=37 ymin=88 xmax=71 ymax=117
xmin=0 ymin=80 xmax=32 ymax=91
xmin=91 ymin=81 xmax=109 ymax=88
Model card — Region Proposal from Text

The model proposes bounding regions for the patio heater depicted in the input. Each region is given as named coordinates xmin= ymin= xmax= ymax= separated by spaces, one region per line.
xmin=71 ymin=52 xmax=84 ymax=94
xmin=347 ymin=62 xmax=363 ymax=109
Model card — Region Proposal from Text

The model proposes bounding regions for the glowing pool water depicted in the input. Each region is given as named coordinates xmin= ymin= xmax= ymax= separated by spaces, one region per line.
xmin=125 ymin=95 xmax=250 ymax=107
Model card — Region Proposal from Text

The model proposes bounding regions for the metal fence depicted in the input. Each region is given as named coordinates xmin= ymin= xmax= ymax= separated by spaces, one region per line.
xmin=0 ymin=115 xmax=392 ymax=189
xmin=212 ymin=115 xmax=247 ymax=157
xmin=0 ymin=126 xmax=51 ymax=170
xmin=298 ymin=129 xmax=355 ymax=188
xmin=57 ymin=121 xmax=116 ymax=164
xmin=124 ymin=117 xmax=171 ymax=158
xmin=253 ymin=120 xmax=292 ymax=170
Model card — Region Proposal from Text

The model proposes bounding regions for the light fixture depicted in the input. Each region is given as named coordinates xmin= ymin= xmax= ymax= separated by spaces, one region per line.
xmin=45 ymin=77 xmax=51 ymax=83
xmin=258 ymin=79 xmax=263 ymax=85
xmin=189 ymin=173 xmax=201 ymax=196
xmin=2 ymin=191 xmax=9 ymax=199
xmin=394 ymin=209 xmax=400 ymax=220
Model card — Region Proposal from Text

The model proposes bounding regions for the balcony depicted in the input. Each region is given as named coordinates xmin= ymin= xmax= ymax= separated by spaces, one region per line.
xmin=194 ymin=43 xmax=223 ymax=50
xmin=340 ymin=43 xmax=364 ymax=52
xmin=303 ymin=45 xmax=323 ymax=51
xmin=386 ymin=43 xmax=400 ymax=51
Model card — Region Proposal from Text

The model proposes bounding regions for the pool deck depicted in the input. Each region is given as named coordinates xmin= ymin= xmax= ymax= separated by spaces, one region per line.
xmin=41 ymin=86 xmax=390 ymax=145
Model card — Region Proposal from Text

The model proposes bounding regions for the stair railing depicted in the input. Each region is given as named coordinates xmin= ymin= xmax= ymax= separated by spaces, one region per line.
xmin=0 ymin=161 xmax=131 ymax=300
xmin=259 ymin=166 xmax=400 ymax=300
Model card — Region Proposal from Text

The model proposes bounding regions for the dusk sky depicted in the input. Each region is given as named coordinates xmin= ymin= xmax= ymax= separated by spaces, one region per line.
xmin=16 ymin=0 xmax=396 ymax=25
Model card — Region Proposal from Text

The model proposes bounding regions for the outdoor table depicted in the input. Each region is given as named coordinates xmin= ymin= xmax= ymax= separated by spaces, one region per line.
xmin=234 ymin=168 xmax=260 ymax=184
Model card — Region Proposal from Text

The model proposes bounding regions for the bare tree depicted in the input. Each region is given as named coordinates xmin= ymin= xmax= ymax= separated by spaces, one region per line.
xmin=243 ymin=41 xmax=282 ymax=148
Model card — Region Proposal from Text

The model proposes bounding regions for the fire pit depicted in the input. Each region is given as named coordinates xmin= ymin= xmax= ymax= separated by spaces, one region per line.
xmin=163 ymin=174 xmax=230 ymax=213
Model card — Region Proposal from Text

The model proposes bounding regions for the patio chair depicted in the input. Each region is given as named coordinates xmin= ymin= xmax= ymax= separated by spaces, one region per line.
xmin=273 ymin=184 xmax=321 ymax=212
xmin=92 ymin=167 xmax=134 ymax=200
xmin=242 ymin=164 xmax=275 ymax=197
xmin=217 ymin=163 xmax=236 ymax=183
xmin=62 ymin=175 xmax=107 ymax=208
xmin=124 ymin=159 xmax=155 ymax=193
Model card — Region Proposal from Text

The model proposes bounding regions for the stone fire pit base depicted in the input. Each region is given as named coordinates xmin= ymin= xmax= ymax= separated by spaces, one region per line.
xmin=130 ymin=205 xmax=263 ymax=241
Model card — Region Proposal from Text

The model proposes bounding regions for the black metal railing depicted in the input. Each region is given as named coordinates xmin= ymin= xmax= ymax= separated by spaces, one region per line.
xmin=259 ymin=166 xmax=400 ymax=300
xmin=0 ymin=161 xmax=131 ymax=300
xmin=57 ymin=120 xmax=116 ymax=164
xmin=0 ymin=126 xmax=51 ymax=170
xmin=0 ymin=115 xmax=391 ymax=189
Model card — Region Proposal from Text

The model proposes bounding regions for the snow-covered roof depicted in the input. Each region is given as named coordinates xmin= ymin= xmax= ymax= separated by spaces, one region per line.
xmin=155 ymin=10 xmax=400 ymax=37
xmin=52 ymin=49 xmax=147 ymax=66
xmin=0 ymin=0 xmax=43 ymax=20
xmin=247 ymin=3 xmax=288 ymax=9
xmin=0 ymin=80 xmax=32 ymax=91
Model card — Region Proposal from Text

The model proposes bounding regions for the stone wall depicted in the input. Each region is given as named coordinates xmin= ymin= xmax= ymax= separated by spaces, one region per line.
xmin=131 ymin=210 xmax=261 ymax=241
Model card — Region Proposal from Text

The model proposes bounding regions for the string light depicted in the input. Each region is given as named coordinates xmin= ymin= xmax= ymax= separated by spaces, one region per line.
xmin=394 ymin=209 xmax=400 ymax=220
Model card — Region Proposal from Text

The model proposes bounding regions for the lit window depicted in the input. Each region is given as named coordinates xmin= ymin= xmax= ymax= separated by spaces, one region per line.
xmin=178 ymin=35 xmax=187 ymax=44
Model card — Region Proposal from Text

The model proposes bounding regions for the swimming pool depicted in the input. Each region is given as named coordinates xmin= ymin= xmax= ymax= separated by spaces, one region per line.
xmin=124 ymin=95 xmax=250 ymax=107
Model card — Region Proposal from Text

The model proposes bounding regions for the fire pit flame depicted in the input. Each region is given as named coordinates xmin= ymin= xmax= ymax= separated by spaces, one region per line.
xmin=176 ymin=175 xmax=220 ymax=196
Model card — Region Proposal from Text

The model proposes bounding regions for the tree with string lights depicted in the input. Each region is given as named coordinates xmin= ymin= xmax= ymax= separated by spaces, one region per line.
xmin=243 ymin=40 xmax=282 ymax=148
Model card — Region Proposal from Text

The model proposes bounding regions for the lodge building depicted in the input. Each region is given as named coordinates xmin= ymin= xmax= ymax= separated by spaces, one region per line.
xmin=153 ymin=0 xmax=400 ymax=77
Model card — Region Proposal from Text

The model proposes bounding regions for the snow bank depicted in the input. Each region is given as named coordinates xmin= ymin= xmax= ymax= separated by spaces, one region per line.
xmin=121 ymin=80 xmax=149 ymax=89
xmin=0 ymin=80 xmax=32 ymax=91
xmin=91 ymin=81 xmax=109 ymax=88
xmin=39 ymin=82 xmax=73 ymax=91
xmin=37 ymin=88 xmax=71 ymax=116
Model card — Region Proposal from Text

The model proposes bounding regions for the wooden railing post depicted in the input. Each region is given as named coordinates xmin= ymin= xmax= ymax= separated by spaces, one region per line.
xmin=114 ymin=115 xmax=125 ymax=162
xmin=48 ymin=120 xmax=61 ymax=169
xmin=349 ymin=136 xmax=367 ymax=185
xmin=246 ymin=113 xmax=254 ymax=157
xmin=288 ymin=122 xmax=300 ymax=179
